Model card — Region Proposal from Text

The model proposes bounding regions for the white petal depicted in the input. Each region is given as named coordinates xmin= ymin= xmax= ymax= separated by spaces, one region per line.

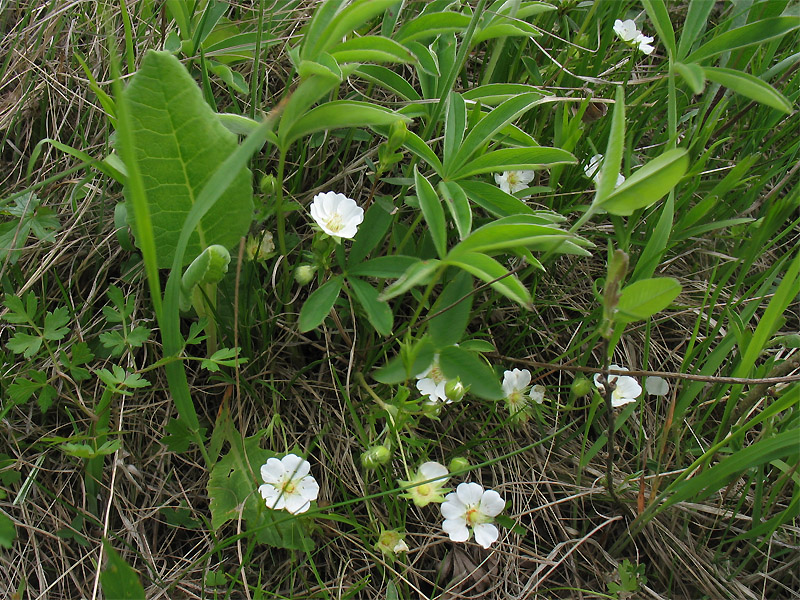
xmin=456 ymin=482 xmax=484 ymax=505
xmin=442 ymin=519 xmax=470 ymax=542
xmin=261 ymin=458 xmax=286 ymax=484
xmin=645 ymin=376 xmax=669 ymax=396
xmin=529 ymin=384 xmax=545 ymax=404
xmin=479 ymin=489 xmax=506 ymax=517
xmin=473 ymin=523 xmax=499 ymax=548
xmin=284 ymin=494 xmax=311 ymax=514
xmin=419 ymin=461 xmax=449 ymax=481
xmin=615 ymin=376 xmax=642 ymax=399
xmin=259 ymin=484 xmax=286 ymax=510
xmin=297 ymin=476 xmax=320 ymax=500
xmin=502 ymin=368 xmax=531 ymax=396
xmin=494 ymin=172 xmax=507 ymax=187
xmin=441 ymin=498 xmax=466 ymax=520
xmin=281 ymin=454 xmax=310 ymax=480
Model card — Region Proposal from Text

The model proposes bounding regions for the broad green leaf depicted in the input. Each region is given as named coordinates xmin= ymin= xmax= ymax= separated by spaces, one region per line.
xmin=448 ymin=216 xmax=571 ymax=258
xmin=7 ymin=332 xmax=42 ymax=359
xmin=448 ymin=93 xmax=543 ymax=175
xmin=298 ymin=275 xmax=344 ymax=332
xmin=674 ymin=61 xmax=706 ymax=95
xmin=462 ymin=83 xmax=543 ymax=106
xmin=0 ymin=511 xmax=15 ymax=549
xmin=702 ymin=66 xmax=793 ymax=114
xmin=599 ymin=149 xmax=689 ymax=216
xmin=330 ymin=35 xmax=417 ymax=64
xmin=472 ymin=21 xmax=540 ymax=46
xmin=394 ymin=12 xmax=472 ymax=43
xmin=641 ymin=0 xmax=676 ymax=57
xmin=429 ymin=271 xmax=473 ymax=348
xmin=373 ymin=337 xmax=436 ymax=385
xmin=284 ymin=101 xmax=410 ymax=147
xmin=379 ymin=259 xmax=441 ymax=302
xmin=414 ymin=167 xmax=447 ymax=259
xmin=298 ymin=0 xmax=345 ymax=60
xmin=122 ymin=51 xmax=253 ymax=269
xmin=594 ymin=86 xmax=625 ymax=206
xmin=349 ymin=202 xmax=395 ymax=266
xmin=355 ymin=65 xmax=421 ymax=101
xmin=278 ymin=70 xmax=348 ymax=145
xmin=347 ymin=277 xmax=393 ymax=336
xmin=43 ymin=307 xmax=70 ymax=340
xmin=451 ymin=147 xmax=575 ymax=180
xmin=302 ymin=0 xmax=399 ymax=60
xmin=402 ymin=130 xmax=444 ymax=174
xmin=677 ymin=0 xmax=716 ymax=60
xmin=616 ymin=278 xmax=681 ymax=324
xmin=444 ymin=92 xmax=467 ymax=167
xmin=458 ymin=180 xmax=535 ymax=217
xmin=347 ymin=255 xmax=420 ymax=278
xmin=632 ymin=194 xmax=674 ymax=281
xmin=438 ymin=181 xmax=472 ymax=240
xmin=444 ymin=252 xmax=532 ymax=308
xmin=439 ymin=345 xmax=504 ymax=400
xmin=686 ymin=17 xmax=800 ymax=65
xmin=100 ymin=540 xmax=146 ymax=599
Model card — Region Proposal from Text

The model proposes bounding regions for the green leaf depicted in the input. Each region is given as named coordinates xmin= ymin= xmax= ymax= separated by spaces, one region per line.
xmin=43 ymin=307 xmax=70 ymax=340
xmin=444 ymin=92 xmax=467 ymax=167
xmin=674 ymin=61 xmax=706 ymax=95
xmin=0 ymin=511 xmax=16 ymax=549
xmin=444 ymin=252 xmax=532 ymax=308
xmin=686 ymin=17 xmax=800 ymax=65
xmin=61 ymin=439 xmax=122 ymax=459
xmin=347 ymin=277 xmax=393 ymax=336
xmin=298 ymin=276 xmax=344 ymax=332
xmin=701 ymin=66 xmax=793 ymax=114
xmin=439 ymin=345 xmax=503 ymax=400
xmin=347 ymin=255 xmax=420 ymax=278
xmin=448 ymin=216 xmax=573 ymax=258
xmin=379 ymin=259 xmax=441 ymax=302
xmin=7 ymin=332 xmax=43 ymax=358
xmin=462 ymin=83 xmax=543 ymax=106
xmin=438 ymin=181 xmax=472 ymax=240
xmin=0 ymin=192 xmax=59 ymax=265
xmin=616 ymin=278 xmax=681 ymax=324
xmin=330 ymin=35 xmax=417 ymax=64
xmin=348 ymin=202 xmax=394 ymax=266
xmin=394 ymin=12 xmax=471 ymax=43
xmin=122 ymin=50 xmax=253 ymax=269
xmin=283 ymin=100 xmax=410 ymax=147
xmin=676 ymin=0 xmax=716 ymax=60
xmin=414 ymin=167 xmax=448 ymax=259
xmin=429 ymin=271 xmax=473 ymax=348
xmin=641 ymin=0 xmax=676 ymax=57
xmin=594 ymin=86 xmax=625 ymax=206
xmin=458 ymin=180 xmax=535 ymax=217
xmin=355 ymin=65 xmax=421 ymax=101
xmin=599 ymin=149 xmax=689 ymax=216
xmin=451 ymin=147 xmax=575 ymax=180
xmin=201 ymin=347 xmax=247 ymax=372
xmin=100 ymin=539 xmax=146 ymax=599
xmin=401 ymin=130 xmax=444 ymax=174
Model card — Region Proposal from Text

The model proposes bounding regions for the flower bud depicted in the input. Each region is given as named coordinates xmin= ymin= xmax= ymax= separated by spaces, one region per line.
xmin=375 ymin=528 xmax=408 ymax=556
xmin=260 ymin=174 xmax=278 ymax=195
xmin=571 ymin=375 xmax=592 ymax=397
xmin=444 ymin=379 xmax=467 ymax=402
xmin=448 ymin=457 xmax=470 ymax=473
xmin=245 ymin=232 xmax=275 ymax=261
xmin=294 ymin=264 xmax=316 ymax=285
xmin=361 ymin=445 xmax=391 ymax=469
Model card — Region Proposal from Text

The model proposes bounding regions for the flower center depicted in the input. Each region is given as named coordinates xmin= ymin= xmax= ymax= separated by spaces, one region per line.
xmin=282 ymin=479 xmax=297 ymax=495
xmin=429 ymin=365 xmax=445 ymax=385
xmin=507 ymin=172 xmax=521 ymax=185
xmin=416 ymin=483 xmax=431 ymax=497
xmin=324 ymin=213 xmax=344 ymax=233
xmin=465 ymin=505 xmax=483 ymax=527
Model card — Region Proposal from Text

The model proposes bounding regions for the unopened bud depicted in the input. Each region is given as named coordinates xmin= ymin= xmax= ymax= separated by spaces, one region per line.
xmin=294 ymin=264 xmax=316 ymax=285
xmin=444 ymin=379 xmax=467 ymax=402
xmin=361 ymin=445 xmax=391 ymax=469
xmin=571 ymin=375 xmax=592 ymax=397
xmin=448 ymin=457 xmax=470 ymax=473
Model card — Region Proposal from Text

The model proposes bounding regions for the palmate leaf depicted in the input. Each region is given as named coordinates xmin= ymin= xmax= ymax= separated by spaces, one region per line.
xmin=121 ymin=50 xmax=253 ymax=268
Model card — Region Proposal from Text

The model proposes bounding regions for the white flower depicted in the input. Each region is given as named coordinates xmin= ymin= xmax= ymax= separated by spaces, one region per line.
xmin=441 ymin=482 xmax=505 ymax=549
xmin=399 ymin=461 xmax=450 ymax=507
xmin=645 ymin=376 xmax=669 ymax=396
xmin=375 ymin=528 xmax=409 ymax=555
xmin=309 ymin=192 xmax=364 ymax=239
xmin=593 ymin=364 xmax=642 ymax=408
xmin=584 ymin=154 xmax=625 ymax=188
xmin=529 ymin=384 xmax=546 ymax=405
xmin=258 ymin=454 xmax=319 ymax=514
xmin=416 ymin=354 xmax=450 ymax=404
xmin=502 ymin=368 xmax=531 ymax=398
xmin=635 ymin=32 xmax=655 ymax=55
xmin=613 ymin=19 xmax=639 ymax=42
xmin=502 ymin=368 xmax=541 ymax=423
xmin=494 ymin=170 xmax=535 ymax=195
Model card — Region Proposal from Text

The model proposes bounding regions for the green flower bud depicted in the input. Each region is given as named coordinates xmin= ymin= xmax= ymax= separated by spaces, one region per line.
xmin=375 ymin=528 xmax=409 ymax=556
xmin=260 ymin=174 xmax=278 ymax=195
xmin=245 ymin=232 xmax=275 ymax=261
xmin=361 ymin=445 xmax=391 ymax=469
xmin=448 ymin=457 xmax=470 ymax=473
xmin=571 ymin=375 xmax=592 ymax=397
xmin=294 ymin=264 xmax=316 ymax=286
xmin=444 ymin=378 xmax=467 ymax=402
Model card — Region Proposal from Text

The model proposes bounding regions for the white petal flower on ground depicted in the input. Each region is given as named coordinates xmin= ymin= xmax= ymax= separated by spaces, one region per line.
xmin=441 ymin=482 xmax=505 ymax=549
xmin=309 ymin=192 xmax=364 ymax=239
xmin=259 ymin=454 xmax=319 ymax=514
xmin=635 ymin=32 xmax=655 ymax=55
xmin=593 ymin=364 xmax=643 ymax=408
xmin=529 ymin=384 xmax=546 ymax=405
xmin=584 ymin=154 xmax=625 ymax=188
xmin=502 ymin=368 xmax=540 ymax=422
xmin=502 ymin=368 xmax=531 ymax=398
xmin=416 ymin=354 xmax=450 ymax=404
xmin=613 ymin=19 xmax=639 ymax=42
xmin=645 ymin=375 xmax=669 ymax=396
xmin=494 ymin=170 xmax=535 ymax=195
xmin=399 ymin=461 xmax=451 ymax=507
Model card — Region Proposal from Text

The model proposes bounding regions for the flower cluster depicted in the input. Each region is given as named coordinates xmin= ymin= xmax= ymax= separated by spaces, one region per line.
xmin=494 ymin=170 xmax=535 ymax=196
xmin=502 ymin=368 xmax=546 ymax=423
xmin=584 ymin=154 xmax=625 ymax=189
xmin=399 ymin=461 xmax=506 ymax=549
xmin=613 ymin=19 xmax=655 ymax=55
xmin=258 ymin=454 xmax=320 ymax=515
xmin=593 ymin=364 xmax=642 ymax=407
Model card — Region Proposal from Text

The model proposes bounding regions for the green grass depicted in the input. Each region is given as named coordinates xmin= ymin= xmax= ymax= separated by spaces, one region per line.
xmin=0 ymin=1 xmax=799 ymax=598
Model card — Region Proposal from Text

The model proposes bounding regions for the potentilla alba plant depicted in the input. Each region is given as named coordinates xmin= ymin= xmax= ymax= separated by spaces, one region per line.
xmin=259 ymin=454 xmax=320 ymax=514
xmin=613 ymin=19 xmax=654 ymax=54
xmin=416 ymin=354 xmax=451 ymax=405
xmin=494 ymin=170 xmax=535 ymax=195
xmin=501 ymin=368 xmax=543 ymax=423
xmin=584 ymin=154 xmax=625 ymax=188
xmin=441 ymin=482 xmax=505 ymax=549
xmin=399 ymin=461 xmax=450 ymax=507
xmin=594 ymin=364 xmax=642 ymax=407
xmin=309 ymin=192 xmax=364 ymax=239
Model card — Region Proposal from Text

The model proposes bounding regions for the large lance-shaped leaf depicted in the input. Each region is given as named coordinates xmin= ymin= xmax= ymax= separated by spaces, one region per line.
xmin=122 ymin=50 xmax=253 ymax=268
xmin=702 ymin=67 xmax=793 ymax=114
xmin=685 ymin=17 xmax=800 ymax=65
xmin=451 ymin=147 xmax=575 ymax=180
